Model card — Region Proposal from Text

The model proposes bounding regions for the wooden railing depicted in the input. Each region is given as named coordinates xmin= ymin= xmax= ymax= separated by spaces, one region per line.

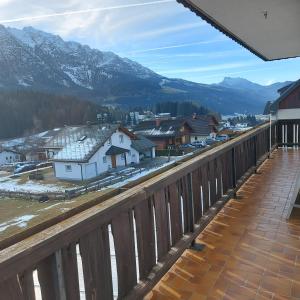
xmin=277 ymin=119 xmax=300 ymax=147
xmin=0 ymin=123 xmax=276 ymax=300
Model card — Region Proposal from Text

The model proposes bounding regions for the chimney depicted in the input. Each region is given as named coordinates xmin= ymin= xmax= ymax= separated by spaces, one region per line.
xmin=155 ymin=118 xmax=161 ymax=127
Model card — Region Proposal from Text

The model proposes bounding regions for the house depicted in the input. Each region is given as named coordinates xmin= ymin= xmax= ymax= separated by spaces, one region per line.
xmin=133 ymin=115 xmax=218 ymax=149
xmin=271 ymin=79 xmax=300 ymax=121
xmin=270 ymin=79 xmax=300 ymax=146
xmin=51 ymin=124 xmax=156 ymax=181
xmin=133 ymin=119 xmax=193 ymax=150
xmin=186 ymin=115 xmax=219 ymax=143
xmin=0 ymin=149 xmax=21 ymax=165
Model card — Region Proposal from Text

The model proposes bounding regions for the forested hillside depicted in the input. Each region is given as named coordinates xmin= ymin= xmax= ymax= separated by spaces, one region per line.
xmin=0 ymin=91 xmax=112 ymax=139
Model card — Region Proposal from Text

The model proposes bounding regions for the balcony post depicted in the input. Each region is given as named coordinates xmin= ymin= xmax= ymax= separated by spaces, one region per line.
xmin=254 ymin=136 xmax=257 ymax=173
xmin=231 ymin=148 xmax=237 ymax=197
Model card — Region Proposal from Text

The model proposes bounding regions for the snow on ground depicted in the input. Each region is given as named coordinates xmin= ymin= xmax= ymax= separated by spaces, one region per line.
xmin=0 ymin=178 xmax=64 ymax=193
xmin=0 ymin=214 xmax=36 ymax=232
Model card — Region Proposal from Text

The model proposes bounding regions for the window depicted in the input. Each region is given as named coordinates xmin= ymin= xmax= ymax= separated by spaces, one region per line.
xmin=65 ymin=165 xmax=72 ymax=172
xmin=103 ymin=156 xmax=107 ymax=163
xmin=119 ymin=134 xmax=124 ymax=143
xmin=194 ymin=137 xmax=198 ymax=140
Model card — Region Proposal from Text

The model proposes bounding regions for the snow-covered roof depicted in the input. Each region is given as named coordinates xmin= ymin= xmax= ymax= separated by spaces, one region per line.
xmin=53 ymin=125 xmax=118 ymax=162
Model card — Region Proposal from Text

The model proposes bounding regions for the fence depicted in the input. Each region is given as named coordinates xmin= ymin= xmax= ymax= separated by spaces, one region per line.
xmin=0 ymin=122 xmax=276 ymax=300
xmin=277 ymin=119 xmax=300 ymax=147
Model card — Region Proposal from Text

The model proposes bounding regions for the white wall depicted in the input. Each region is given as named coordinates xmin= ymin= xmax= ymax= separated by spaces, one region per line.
xmin=0 ymin=151 xmax=20 ymax=165
xmin=54 ymin=129 xmax=150 ymax=180
xmin=89 ymin=129 xmax=135 ymax=174
xmin=54 ymin=162 xmax=83 ymax=180
xmin=276 ymin=108 xmax=300 ymax=120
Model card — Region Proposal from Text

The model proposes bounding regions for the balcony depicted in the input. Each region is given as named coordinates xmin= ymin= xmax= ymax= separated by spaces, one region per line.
xmin=146 ymin=148 xmax=300 ymax=299
xmin=0 ymin=121 xmax=299 ymax=300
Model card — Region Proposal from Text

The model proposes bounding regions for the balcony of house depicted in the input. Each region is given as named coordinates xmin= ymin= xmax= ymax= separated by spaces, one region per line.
xmin=0 ymin=118 xmax=300 ymax=300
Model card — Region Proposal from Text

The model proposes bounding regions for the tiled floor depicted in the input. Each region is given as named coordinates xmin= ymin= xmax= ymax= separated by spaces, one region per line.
xmin=146 ymin=149 xmax=300 ymax=300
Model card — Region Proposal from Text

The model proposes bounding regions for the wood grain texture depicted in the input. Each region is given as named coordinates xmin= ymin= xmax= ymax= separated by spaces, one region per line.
xmin=79 ymin=226 xmax=113 ymax=300
xmin=153 ymin=189 xmax=170 ymax=260
xmin=112 ymin=210 xmax=137 ymax=298
xmin=37 ymin=254 xmax=60 ymax=300
xmin=61 ymin=243 xmax=80 ymax=300
xmin=19 ymin=270 xmax=35 ymax=300
xmin=168 ymin=182 xmax=183 ymax=245
xmin=134 ymin=199 xmax=156 ymax=280
xmin=0 ymin=276 xmax=23 ymax=300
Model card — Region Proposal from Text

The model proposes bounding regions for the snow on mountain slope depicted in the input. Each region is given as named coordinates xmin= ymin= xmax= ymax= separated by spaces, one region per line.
xmin=0 ymin=25 xmax=290 ymax=114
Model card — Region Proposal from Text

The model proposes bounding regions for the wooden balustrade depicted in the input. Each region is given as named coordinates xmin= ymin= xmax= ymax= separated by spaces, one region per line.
xmin=277 ymin=119 xmax=300 ymax=146
xmin=0 ymin=123 xmax=276 ymax=300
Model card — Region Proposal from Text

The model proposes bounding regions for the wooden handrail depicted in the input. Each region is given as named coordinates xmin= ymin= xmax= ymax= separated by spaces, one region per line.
xmin=0 ymin=122 xmax=276 ymax=300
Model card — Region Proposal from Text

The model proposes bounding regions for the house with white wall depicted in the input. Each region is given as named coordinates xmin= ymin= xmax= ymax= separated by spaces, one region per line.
xmin=270 ymin=79 xmax=300 ymax=146
xmin=52 ymin=124 xmax=156 ymax=181
xmin=0 ymin=149 xmax=21 ymax=165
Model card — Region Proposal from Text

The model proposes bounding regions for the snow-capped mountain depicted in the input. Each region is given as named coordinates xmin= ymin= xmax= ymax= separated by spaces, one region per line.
xmin=0 ymin=25 xmax=160 ymax=94
xmin=0 ymin=25 xmax=290 ymax=114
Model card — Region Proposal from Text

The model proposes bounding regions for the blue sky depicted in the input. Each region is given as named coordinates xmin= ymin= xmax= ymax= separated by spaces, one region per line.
xmin=1 ymin=0 xmax=300 ymax=85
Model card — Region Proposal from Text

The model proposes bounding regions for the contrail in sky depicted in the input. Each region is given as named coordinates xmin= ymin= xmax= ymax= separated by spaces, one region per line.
xmin=0 ymin=0 xmax=175 ymax=24
xmin=126 ymin=37 xmax=227 ymax=54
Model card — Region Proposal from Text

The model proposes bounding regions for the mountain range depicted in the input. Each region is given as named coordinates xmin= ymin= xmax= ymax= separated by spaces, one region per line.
xmin=0 ymin=25 xmax=291 ymax=114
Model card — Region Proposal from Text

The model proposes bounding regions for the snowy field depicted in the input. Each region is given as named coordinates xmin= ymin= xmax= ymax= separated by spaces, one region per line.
xmin=0 ymin=176 xmax=65 ymax=193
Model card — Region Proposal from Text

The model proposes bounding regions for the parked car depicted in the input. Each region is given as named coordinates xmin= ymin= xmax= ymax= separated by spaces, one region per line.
xmin=191 ymin=141 xmax=206 ymax=148
xmin=14 ymin=163 xmax=37 ymax=174
xmin=179 ymin=144 xmax=194 ymax=149
xmin=205 ymin=138 xmax=217 ymax=145
xmin=216 ymin=134 xmax=229 ymax=142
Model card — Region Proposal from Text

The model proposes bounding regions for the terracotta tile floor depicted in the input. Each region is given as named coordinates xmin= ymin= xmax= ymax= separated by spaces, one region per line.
xmin=145 ymin=149 xmax=300 ymax=300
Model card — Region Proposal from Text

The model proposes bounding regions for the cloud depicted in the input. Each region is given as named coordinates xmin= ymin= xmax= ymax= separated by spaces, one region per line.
xmin=0 ymin=0 xmax=175 ymax=24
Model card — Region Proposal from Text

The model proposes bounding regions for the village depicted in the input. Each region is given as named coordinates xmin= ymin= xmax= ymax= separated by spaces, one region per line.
xmin=0 ymin=111 xmax=261 ymax=201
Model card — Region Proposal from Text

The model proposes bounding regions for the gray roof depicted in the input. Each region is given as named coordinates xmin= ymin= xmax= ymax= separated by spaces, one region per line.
xmin=186 ymin=117 xmax=216 ymax=136
xmin=52 ymin=124 xmax=118 ymax=162
xmin=131 ymin=135 xmax=156 ymax=152
xmin=106 ymin=146 xmax=129 ymax=156
xmin=270 ymin=79 xmax=300 ymax=112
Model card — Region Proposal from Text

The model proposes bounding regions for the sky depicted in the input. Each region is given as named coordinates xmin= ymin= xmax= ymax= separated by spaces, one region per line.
xmin=0 ymin=0 xmax=300 ymax=85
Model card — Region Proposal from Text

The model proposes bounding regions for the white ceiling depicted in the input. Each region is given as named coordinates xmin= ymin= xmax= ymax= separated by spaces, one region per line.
xmin=180 ymin=0 xmax=300 ymax=60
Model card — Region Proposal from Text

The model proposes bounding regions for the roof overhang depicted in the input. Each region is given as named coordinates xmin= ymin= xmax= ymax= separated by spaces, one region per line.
xmin=178 ymin=0 xmax=300 ymax=61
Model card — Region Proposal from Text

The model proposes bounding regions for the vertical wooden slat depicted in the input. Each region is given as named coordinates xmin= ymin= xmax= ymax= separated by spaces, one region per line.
xmin=37 ymin=254 xmax=60 ymax=300
xmin=201 ymin=164 xmax=210 ymax=212
xmin=19 ymin=270 xmax=35 ymax=300
xmin=287 ymin=122 xmax=293 ymax=145
xmin=79 ymin=226 xmax=113 ymax=300
xmin=0 ymin=276 xmax=23 ymax=300
xmin=208 ymin=160 xmax=217 ymax=205
xmin=231 ymin=147 xmax=237 ymax=189
xmin=216 ymin=157 xmax=222 ymax=200
xmin=112 ymin=211 xmax=137 ymax=298
xmin=134 ymin=199 xmax=156 ymax=280
xmin=153 ymin=189 xmax=170 ymax=261
xmin=61 ymin=242 xmax=80 ymax=300
xmin=192 ymin=168 xmax=202 ymax=223
xmin=168 ymin=182 xmax=182 ymax=245
xmin=180 ymin=175 xmax=194 ymax=233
